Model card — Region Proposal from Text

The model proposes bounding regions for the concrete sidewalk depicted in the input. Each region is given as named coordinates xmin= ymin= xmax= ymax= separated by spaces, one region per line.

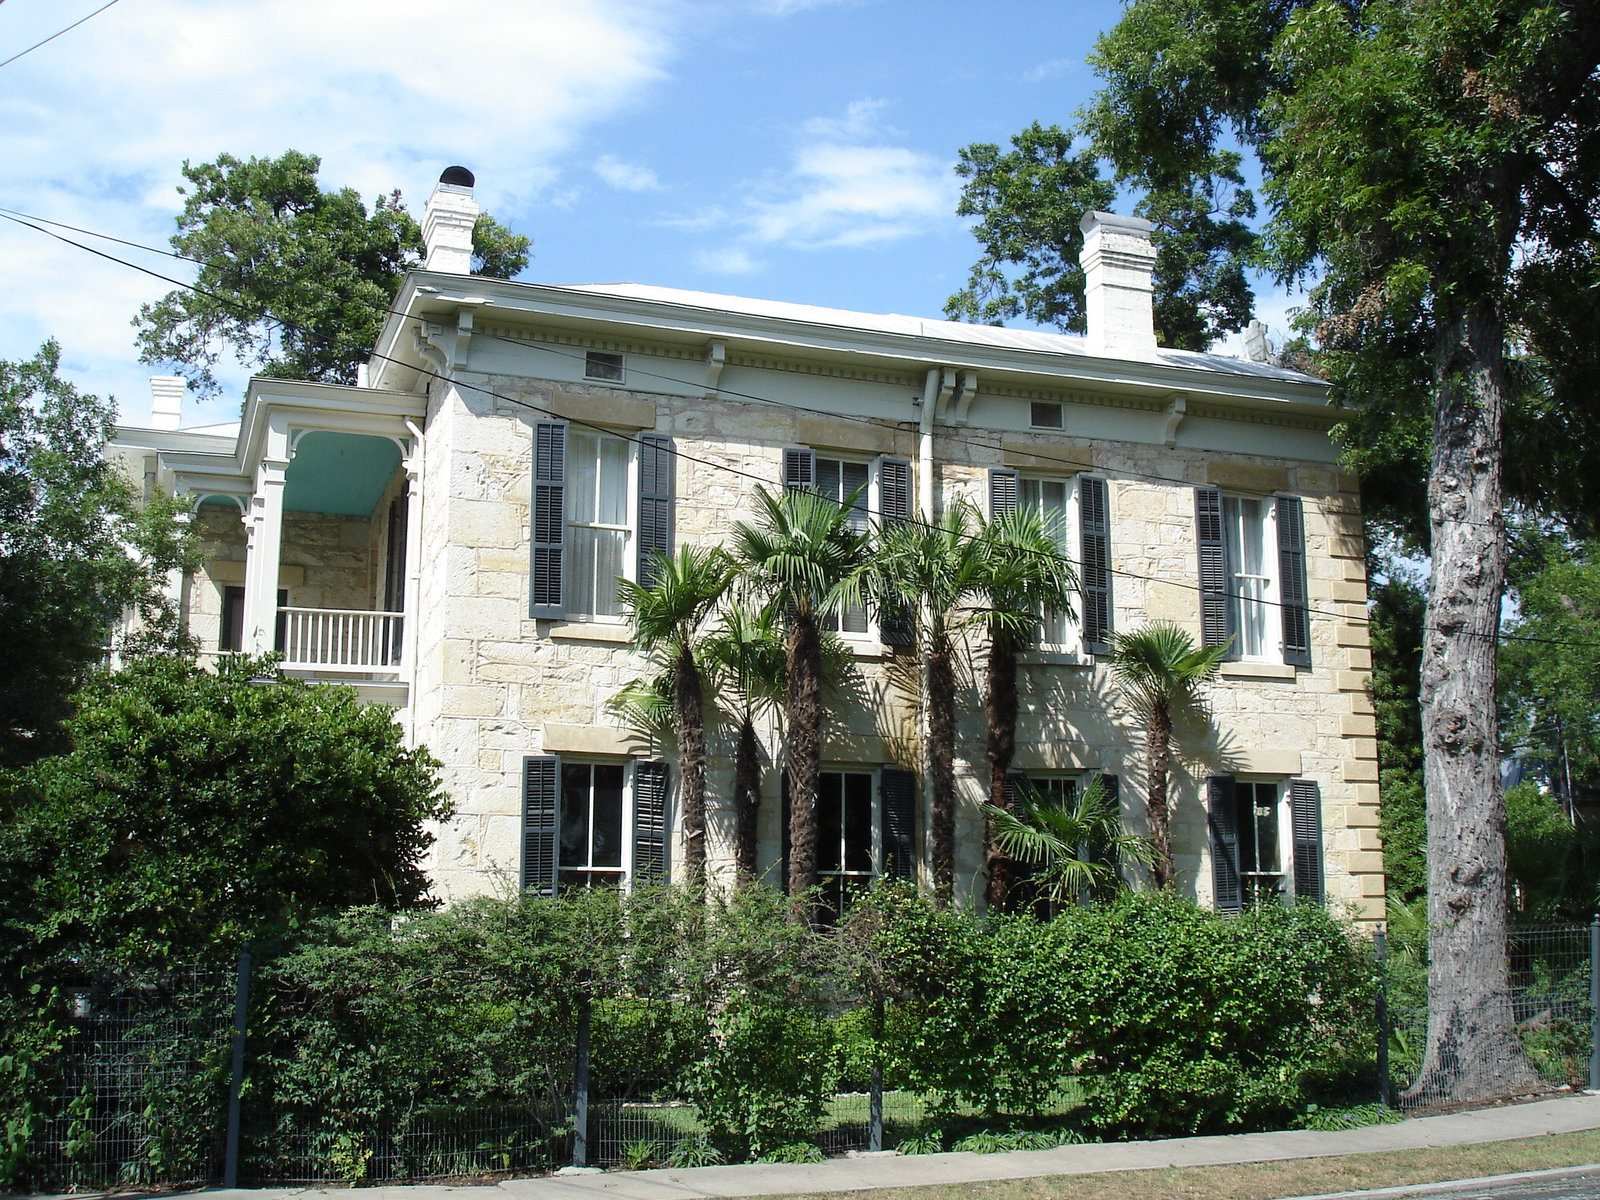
xmin=174 ymin=1093 xmax=1600 ymax=1200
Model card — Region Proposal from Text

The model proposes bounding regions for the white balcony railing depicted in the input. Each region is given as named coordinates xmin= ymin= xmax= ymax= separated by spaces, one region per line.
xmin=278 ymin=607 xmax=404 ymax=672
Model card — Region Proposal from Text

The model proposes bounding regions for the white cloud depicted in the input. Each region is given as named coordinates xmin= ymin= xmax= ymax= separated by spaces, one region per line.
xmin=799 ymin=99 xmax=893 ymax=141
xmin=693 ymin=246 xmax=762 ymax=275
xmin=0 ymin=0 xmax=683 ymax=400
xmin=1022 ymin=58 xmax=1078 ymax=83
xmin=594 ymin=155 xmax=663 ymax=192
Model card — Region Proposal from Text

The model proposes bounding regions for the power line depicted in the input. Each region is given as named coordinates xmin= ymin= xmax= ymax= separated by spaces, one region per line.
xmin=7 ymin=205 xmax=1591 ymax=650
xmin=0 ymin=0 xmax=124 ymax=70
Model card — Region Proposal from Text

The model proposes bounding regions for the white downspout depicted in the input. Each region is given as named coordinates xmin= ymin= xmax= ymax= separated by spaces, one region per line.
xmin=916 ymin=367 xmax=952 ymax=896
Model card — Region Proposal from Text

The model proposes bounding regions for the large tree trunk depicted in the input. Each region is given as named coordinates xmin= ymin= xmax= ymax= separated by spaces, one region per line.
xmin=1408 ymin=302 xmax=1542 ymax=1104
xmin=675 ymin=644 xmax=707 ymax=898
xmin=1145 ymin=702 xmax=1173 ymax=889
xmin=732 ymin=716 xmax=761 ymax=886
xmin=786 ymin=609 xmax=823 ymax=918
xmin=927 ymin=635 xmax=956 ymax=906
xmin=983 ymin=633 xmax=1019 ymax=909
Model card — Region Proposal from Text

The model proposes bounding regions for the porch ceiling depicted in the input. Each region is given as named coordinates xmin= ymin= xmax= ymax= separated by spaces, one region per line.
xmin=285 ymin=432 xmax=403 ymax=516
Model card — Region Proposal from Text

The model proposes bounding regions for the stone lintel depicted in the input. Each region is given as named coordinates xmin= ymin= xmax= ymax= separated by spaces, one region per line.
xmin=543 ymin=722 xmax=649 ymax=756
xmin=1002 ymin=437 xmax=1095 ymax=473
xmin=1205 ymin=462 xmax=1290 ymax=493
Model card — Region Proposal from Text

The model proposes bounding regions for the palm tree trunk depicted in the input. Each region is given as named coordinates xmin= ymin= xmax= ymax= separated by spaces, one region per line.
xmin=733 ymin=715 xmax=760 ymax=885
xmin=928 ymin=635 xmax=956 ymax=906
xmin=675 ymin=644 xmax=707 ymax=898
xmin=983 ymin=631 xmax=1019 ymax=909
xmin=1146 ymin=701 xmax=1173 ymax=889
xmin=786 ymin=608 xmax=823 ymax=918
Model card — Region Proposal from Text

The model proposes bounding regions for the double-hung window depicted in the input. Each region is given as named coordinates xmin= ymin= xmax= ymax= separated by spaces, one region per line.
xmin=1001 ymin=771 xmax=1122 ymax=911
xmin=989 ymin=469 xmax=1113 ymax=654
xmin=783 ymin=765 xmax=917 ymax=922
xmin=529 ymin=422 xmax=675 ymax=620
xmin=522 ymin=755 xmax=669 ymax=895
xmin=1195 ymin=488 xmax=1310 ymax=665
xmin=1206 ymin=776 xmax=1324 ymax=912
xmin=782 ymin=448 xmax=912 ymax=642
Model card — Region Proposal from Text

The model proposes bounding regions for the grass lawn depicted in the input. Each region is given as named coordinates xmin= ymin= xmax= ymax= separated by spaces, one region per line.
xmin=774 ymin=1129 xmax=1600 ymax=1200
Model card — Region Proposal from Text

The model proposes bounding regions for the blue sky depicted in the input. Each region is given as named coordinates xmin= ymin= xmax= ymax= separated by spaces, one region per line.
xmin=0 ymin=0 xmax=1298 ymax=425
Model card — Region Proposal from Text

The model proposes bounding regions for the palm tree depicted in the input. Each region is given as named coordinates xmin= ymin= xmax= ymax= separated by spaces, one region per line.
xmin=876 ymin=500 xmax=990 ymax=905
xmin=618 ymin=545 xmax=734 ymax=896
xmin=700 ymin=596 xmax=788 ymax=885
xmin=983 ymin=776 xmax=1155 ymax=909
xmin=974 ymin=506 xmax=1078 ymax=908
xmin=731 ymin=485 xmax=871 ymax=914
xmin=1107 ymin=621 xmax=1228 ymax=889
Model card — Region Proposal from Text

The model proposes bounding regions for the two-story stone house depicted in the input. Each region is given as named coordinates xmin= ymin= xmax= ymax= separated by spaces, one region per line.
xmin=110 ymin=168 xmax=1383 ymax=919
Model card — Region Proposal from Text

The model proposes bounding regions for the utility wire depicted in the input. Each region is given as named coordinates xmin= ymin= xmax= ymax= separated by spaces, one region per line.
xmin=4 ymin=205 xmax=1590 ymax=651
xmin=0 ymin=0 xmax=124 ymax=70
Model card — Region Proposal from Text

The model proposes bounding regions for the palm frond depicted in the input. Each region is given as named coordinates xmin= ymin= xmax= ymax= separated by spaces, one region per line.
xmin=1107 ymin=621 xmax=1228 ymax=714
xmin=982 ymin=776 xmax=1153 ymax=906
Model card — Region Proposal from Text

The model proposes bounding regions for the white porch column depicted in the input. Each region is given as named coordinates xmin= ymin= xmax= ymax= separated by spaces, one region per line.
xmin=401 ymin=439 xmax=423 ymax=674
xmin=242 ymin=416 xmax=291 ymax=656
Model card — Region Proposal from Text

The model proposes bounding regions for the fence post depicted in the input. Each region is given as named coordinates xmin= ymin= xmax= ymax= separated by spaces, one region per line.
xmin=1375 ymin=925 xmax=1389 ymax=1108
xmin=573 ymin=995 xmax=591 ymax=1168
xmin=869 ymin=998 xmax=884 ymax=1153
xmin=223 ymin=944 xmax=252 ymax=1189
xmin=1589 ymin=917 xmax=1599 ymax=1092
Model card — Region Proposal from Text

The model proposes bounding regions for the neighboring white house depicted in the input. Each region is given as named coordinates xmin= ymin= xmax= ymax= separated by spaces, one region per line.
xmin=109 ymin=169 xmax=1384 ymax=920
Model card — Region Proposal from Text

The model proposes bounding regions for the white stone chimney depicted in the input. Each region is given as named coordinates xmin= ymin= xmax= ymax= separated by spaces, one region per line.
xmin=149 ymin=376 xmax=184 ymax=430
xmin=422 ymin=165 xmax=479 ymax=274
xmin=1079 ymin=210 xmax=1158 ymax=357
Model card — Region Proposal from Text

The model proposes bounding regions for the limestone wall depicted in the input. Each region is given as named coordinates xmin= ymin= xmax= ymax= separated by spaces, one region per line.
xmin=410 ymin=366 xmax=1380 ymax=919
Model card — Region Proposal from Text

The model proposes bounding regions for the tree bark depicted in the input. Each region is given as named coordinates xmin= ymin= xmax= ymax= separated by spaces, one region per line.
xmin=732 ymin=716 xmax=761 ymax=886
xmin=928 ymin=636 xmax=956 ymax=907
xmin=674 ymin=643 xmax=707 ymax=898
xmin=1146 ymin=701 xmax=1173 ymax=889
xmin=786 ymin=608 xmax=823 ymax=919
xmin=983 ymin=632 xmax=1019 ymax=909
xmin=1407 ymin=301 xmax=1542 ymax=1104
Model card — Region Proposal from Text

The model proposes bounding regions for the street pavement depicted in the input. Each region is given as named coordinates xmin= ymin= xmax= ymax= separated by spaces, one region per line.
xmin=52 ymin=1092 xmax=1600 ymax=1200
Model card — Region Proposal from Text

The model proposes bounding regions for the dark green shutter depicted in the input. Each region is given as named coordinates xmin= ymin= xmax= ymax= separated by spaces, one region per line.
xmin=880 ymin=767 xmax=917 ymax=880
xmin=637 ymin=435 xmax=675 ymax=592
xmin=530 ymin=421 xmax=567 ymax=619
xmin=878 ymin=457 xmax=916 ymax=647
xmin=989 ymin=468 xmax=1019 ymax=517
xmin=1207 ymin=775 xmax=1242 ymax=914
xmin=1289 ymin=778 xmax=1324 ymax=902
xmin=1079 ymin=475 xmax=1112 ymax=655
xmin=1276 ymin=495 xmax=1311 ymax=667
xmin=634 ymin=760 xmax=670 ymax=884
xmin=1195 ymin=487 xmax=1229 ymax=649
xmin=1002 ymin=771 xmax=1028 ymax=809
xmin=522 ymin=755 xmax=560 ymax=896
xmin=783 ymin=448 xmax=816 ymax=491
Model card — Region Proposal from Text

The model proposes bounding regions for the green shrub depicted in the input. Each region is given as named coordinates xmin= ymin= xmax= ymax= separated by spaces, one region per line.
xmin=688 ymin=1001 xmax=834 ymax=1160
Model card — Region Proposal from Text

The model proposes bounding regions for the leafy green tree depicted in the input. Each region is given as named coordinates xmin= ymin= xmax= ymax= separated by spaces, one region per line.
xmin=946 ymin=122 xmax=1256 ymax=351
xmin=1107 ymin=621 xmax=1226 ymax=889
xmin=983 ymin=776 xmax=1155 ymax=908
xmin=134 ymin=151 xmax=531 ymax=397
xmin=1023 ymin=0 xmax=1600 ymax=1104
xmin=0 ymin=654 xmax=449 ymax=968
xmin=732 ymin=487 xmax=871 ymax=912
xmin=972 ymin=505 xmax=1078 ymax=908
xmin=1370 ymin=576 xmax=1427 ymax=903
xmin=619 ymin=546 xmax=734 ymax=896
xmin=0 ymin=342 xmax=195 ymax=767
xmin=876 ymin=501 xmax=991 ymax=904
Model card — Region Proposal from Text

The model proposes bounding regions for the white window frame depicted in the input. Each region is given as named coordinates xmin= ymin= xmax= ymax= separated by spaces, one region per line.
xmin=557 ymin=758 xmax=635 ymax=890
xmin=1016 ymin=473 xmax=1081 ymax=650
xmin=811 ymin=452 xmax=881 ymax=642
xmin=1232 ymin=777 xmax=1290 ymax=901
xmin=816 ymin=766 xmax=883 ymax=916
xmin=564 ymin=428 xmax=638 ymax=622
xmin=1221 ymin=494 xmax=1283 ymax=662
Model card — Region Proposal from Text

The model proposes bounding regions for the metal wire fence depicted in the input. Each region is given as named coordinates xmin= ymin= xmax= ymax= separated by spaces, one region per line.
xmin=9 ymin=921 xmax=1599 ymax=1191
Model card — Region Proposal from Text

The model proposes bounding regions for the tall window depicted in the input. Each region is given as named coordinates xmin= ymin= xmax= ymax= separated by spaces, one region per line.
xmin=1234 ymin=780 xmax=1282 ymax=898
xmin=813 ymin=457 xmax=870 ymax=635
xmin=558 ymin=761 xmax=626 ymax=889
xmin=818 ymin=770 xmax=875 ymax=919
xmin=1019 ymin=477 xmax=1072 ymax=644
xmin=1223 ymin=496 xmax=1272 ymax=657
xmin=566 ymin=430 xmax=630 ymax=618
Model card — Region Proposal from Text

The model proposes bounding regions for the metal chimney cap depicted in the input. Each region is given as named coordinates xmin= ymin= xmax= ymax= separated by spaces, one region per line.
xmin=439 ymin=165 xmax=475 ymax=188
